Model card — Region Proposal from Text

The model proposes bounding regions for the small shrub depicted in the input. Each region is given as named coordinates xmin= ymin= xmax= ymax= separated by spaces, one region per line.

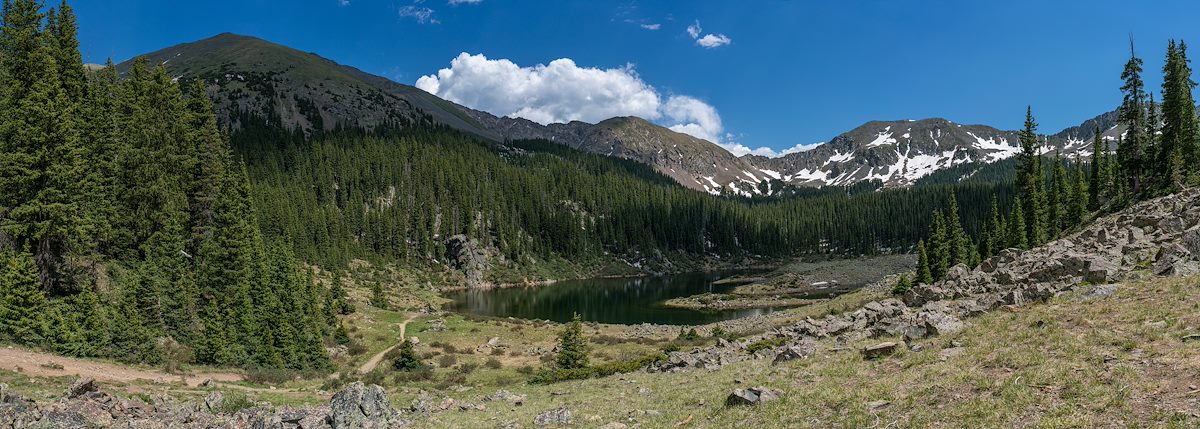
xmin=347 ymin=342 xmax=368 ymax=356
xmin=745 ymin=337 xmax=787 ymax=354
xmin=245 ymin=367 xmax=298 ymax=385
xmin=457 ymin=363 xmax=479 ymax=374
xmin=516 ymin=365 xmax=534 ymax=375
xmin=891 ymin=274 xmax=913 ymax=295
xmin=485 ymin=358 xmax=502 ymax=369
xmin=438 ymin=355 xmax=458 ymax=368
xmin=392 ymin=341 xmax=424 ymax=371
xmin=216 ymin=391 xmax=255 ymax=414
xmin=677 ymin=327 xmax=700 ymax=341
xmin=710 ymin=326 xmax=728 ymax=339
xmin=392 ymin=367 xmax=434 ymax=383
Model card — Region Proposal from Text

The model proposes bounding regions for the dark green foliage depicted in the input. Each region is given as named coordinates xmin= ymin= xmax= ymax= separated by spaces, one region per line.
xmin=891 ymin=274 xmax=912 ymax=295
xmin=528 ymin=352 xmax=667 ymax=384
xmin=1118 ymin=44 xmax=1150 ymax=195
xmin=0 ymin=252 xmax=46 ymax=344
xmin=1017 ymin=107 xmax=1047 ymax=247
xmin=554 ymin=313 xmax=589 ymax=370
xmin=745 ymin=337 xmax=787 ymax=353
xmin=915 ymin=241 xmax=933 ymax=285
xmin=928 ymin=210 xmax=950 ymax=281
xmin=1157 ymin=40 xmax=1199 ymax=193
xmin=369 ymin=281 xmax=388 ymax=310
xmin=391 ymin=340 xmax=423 ymax=371
xmin=677 ymin=327 xmax=700 ymax=341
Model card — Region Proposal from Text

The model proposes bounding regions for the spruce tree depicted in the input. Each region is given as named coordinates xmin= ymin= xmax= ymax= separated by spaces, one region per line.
xmin=1069 ymin=154 xmax=1088 ymax=226
xmin=1007 ymin=196 xmax=1028 ymax=250
xmin=944 ymin=193 xmax=970 ymax=269
xmin=1088 ymin=129 xmax=1105 ymax=211
xmin=1159 ymin=40 xmax=1199 ymax=190
xmin=1016 ymin=108 xmax=1047 ymax=247
xmin=1118 ymin=41 xmax=1149 ymax=195
xmin=392 ymin=340 xmax=423 ymax=371
xmin=0 ymin=0 xmax=87 ymax=292
xmin=554 ymin=312 xmax=589 ymax=370
xmin=0 ymin=251 xmax=46 ymax=345
xmin=915 ymin=240 xmax=933 ymax=285
xmin=928 ymin=210 xmax=950 ymax=281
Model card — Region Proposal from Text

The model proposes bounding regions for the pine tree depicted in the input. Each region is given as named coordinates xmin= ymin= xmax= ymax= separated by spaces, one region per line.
xmin=44 ymin=0 xmax=84 ymax=101
xmin=392 ymin=340 xmax=423 ymax=371
xmin=1016 ymin=107 xmax=1046 ymax=247
xmin=1118 ymin=41 xmax=1149 ymax=195
xmin=0 ymin=251 xmax=46 ymax=345
xmin=1159 ymin=40 xmax=1199 ymax=191
xmin=0 ymin=0 xmax=87 ymax=292
xmin=928 ymin=210 xmax=950 ymax=281
xmin=1069 ymin=154 xmax=1088 ymax=226
xmin=1088 ymin=129 xmax=1105 ymax=211
xmin=985 ymin=195 xmax=1003 ymax=256
xmin=891 ymin=274 xmax=912 ymax=295
xmin=944 ymin=193 xmax=970 ymax=269
xmin=554 ymin=312 xmax=589 ymax=370
xmin=1050 ymin=150 xmax=1070 ymax=237
xmin=915 ymin=240 xmax=933 ymax=285
xmin=1007 ymin=196 xmax=1028 ymax=250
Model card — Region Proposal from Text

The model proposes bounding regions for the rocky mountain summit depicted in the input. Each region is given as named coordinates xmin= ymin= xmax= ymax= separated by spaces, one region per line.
xmin=651 ymin=187 xmax=1200 ymax=372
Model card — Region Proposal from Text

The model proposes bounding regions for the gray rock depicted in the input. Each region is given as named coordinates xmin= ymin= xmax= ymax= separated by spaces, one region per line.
xmin=533 ymin=407 xmax=572 ymax=426
xmin=725 ymin=386 xmax=779 ymax=406
xmin=921 ymin=311 xmax=966 ymax=336
xmin=772 ymin=342 xmax=815 ymax=364
xmin=862 ymin=342 xmax=901 ymax=359
xmin=203 ymin=391 xmax=223 ymax=412
xmin=329 ymin=382 xmax=394 ymax=428
xmin=66 ymin=377 xmax=97 ymax=399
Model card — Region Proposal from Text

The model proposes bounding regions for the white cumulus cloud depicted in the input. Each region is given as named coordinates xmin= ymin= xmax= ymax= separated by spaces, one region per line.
xmin=696 ymin=33 xmax=731 ymax=48
xmin=416 ymin=53 xmax=731 ymax=146
xmin=640 ymin=23 xmax=661 ymax=30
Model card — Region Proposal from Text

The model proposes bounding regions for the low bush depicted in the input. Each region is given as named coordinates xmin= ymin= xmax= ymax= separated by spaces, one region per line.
xmin=745 ymin=337 xmax=787 ymax=354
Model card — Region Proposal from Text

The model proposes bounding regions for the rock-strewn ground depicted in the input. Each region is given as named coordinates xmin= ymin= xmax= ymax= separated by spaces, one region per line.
xmin=651 ymin=188 xmax=1200 ymax=374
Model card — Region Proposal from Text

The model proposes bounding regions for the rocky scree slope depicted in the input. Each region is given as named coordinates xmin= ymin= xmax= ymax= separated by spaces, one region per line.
xmin=651 ymin=187 xmax=1200 ymax=372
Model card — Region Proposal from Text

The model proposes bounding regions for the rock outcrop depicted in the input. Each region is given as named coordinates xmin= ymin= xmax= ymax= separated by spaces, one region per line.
xmin=0 ymin=380 xmax=406 ymax=429
xmin=652 ymin=189 xmax=1200 ymax=373
xmin=446 ymin=234 xmax=489 ymax=288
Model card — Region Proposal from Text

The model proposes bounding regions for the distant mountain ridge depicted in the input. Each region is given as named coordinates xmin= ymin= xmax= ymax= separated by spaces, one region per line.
xmin=121 ymin=33 xmax=1120 ymax=195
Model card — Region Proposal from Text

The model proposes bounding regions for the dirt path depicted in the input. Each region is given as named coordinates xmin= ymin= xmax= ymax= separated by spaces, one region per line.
xmin=357 ymin=313 xmax=419 ymax=374
xmin=0 ymin=346 xmax=243 ymax=388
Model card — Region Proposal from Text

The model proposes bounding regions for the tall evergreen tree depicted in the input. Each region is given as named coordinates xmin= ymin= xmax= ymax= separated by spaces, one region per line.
xmin=928 ymin=210 xmax=950 ymax=281
xmin=0 ymin=0 xmax=87 ymax=292
xmin=1007 ymin=196 xmax=1028 ymax=250
xmin=1159 ymin=40 xmax=1199 ymax=191
xmin=915 ymin=240 xmax=933 ymax=285
xmin=1016 ymin=107 xmax=1046 ymax=247
xmin=1069 ymin=154 xmax=1088 ymax=227
xmin=1088 ymin=129 xmax=1105 ymax=210
xmin=1118 ymin=41 xmax=1150 ymax=195
xmin=0 ymin=251 xmax=46 ymax=345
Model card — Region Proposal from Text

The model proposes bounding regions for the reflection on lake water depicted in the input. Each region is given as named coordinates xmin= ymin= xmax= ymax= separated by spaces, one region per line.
xmin=443 ymin=271 xmax=782 ymax=325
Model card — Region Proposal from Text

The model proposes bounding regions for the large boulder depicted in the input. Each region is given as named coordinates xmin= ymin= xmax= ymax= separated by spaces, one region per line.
xmin=725 ymin=387 xmax=780 ymax=406
xmin=328 ymin=382 xmax=397 ymax=428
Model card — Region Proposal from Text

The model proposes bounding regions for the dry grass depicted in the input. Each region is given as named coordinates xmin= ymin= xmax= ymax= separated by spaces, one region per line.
xmin=417 ymin=276 xmax=1200 ymax=428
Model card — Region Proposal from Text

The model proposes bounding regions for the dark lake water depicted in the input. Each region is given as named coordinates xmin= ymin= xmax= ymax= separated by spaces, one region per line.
xmin=443 ymin=271 xmax=783 ymax=325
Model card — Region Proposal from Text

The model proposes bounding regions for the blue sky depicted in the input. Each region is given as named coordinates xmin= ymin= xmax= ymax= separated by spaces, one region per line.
xmin=76 ymin=0 xmax=1200 ymax=156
